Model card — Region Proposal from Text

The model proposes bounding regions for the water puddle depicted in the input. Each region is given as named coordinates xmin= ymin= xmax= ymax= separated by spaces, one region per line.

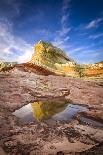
xmin=13 ymin=100 xmax=103 ymax=128
xmin=13 ymin=100 xmax=86 ymax=123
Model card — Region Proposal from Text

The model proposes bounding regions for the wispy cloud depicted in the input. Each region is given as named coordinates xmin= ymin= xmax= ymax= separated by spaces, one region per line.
xmin=62 ymin=0 xmax=70 ymax=12
xmin=52 ymin=0 xmax=71 ymax=48
xmin=61 ymin=0 xmax=70 ymax=25
xmin=64 ymin=36 xmax=70 ymax=41
xmin=85 ymin=18 xmax=103 ymax=29
xmin=7 ymin=0 xmax=21 ymax=15
xmin=61 ymin=14 xmax=69 ymax=25
xmin=89 ymin=33 xmax=103 ymax=39
xmin=33 ymin=29 xmax=50 ymax=36
xmin=68 ymin=47 xmax=86 ymax=54
xmin=0 ymin=19 xmax=33 ymax=63
xmin=70 ymin=48 xmax=103 ymax=64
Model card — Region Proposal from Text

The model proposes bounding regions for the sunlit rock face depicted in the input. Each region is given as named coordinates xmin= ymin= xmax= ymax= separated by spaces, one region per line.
xmin=85 ymin=62 xmax=103 ymax=76
xmin=31 ymin=40 xmax=73 ymax=65
xmin=30 ymin=40 xmax=103 ymax=78
xmin=30 ymin=40 xmax=79 ymax=77
xmin=79 ymin=61 xmax=103 ymax=79
xmin=1 ymin=41 xmax=102 ymax=79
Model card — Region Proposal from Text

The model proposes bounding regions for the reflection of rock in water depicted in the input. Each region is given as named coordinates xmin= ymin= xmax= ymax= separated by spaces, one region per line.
xmin=31 ymin=101 xmax=68 ymax=121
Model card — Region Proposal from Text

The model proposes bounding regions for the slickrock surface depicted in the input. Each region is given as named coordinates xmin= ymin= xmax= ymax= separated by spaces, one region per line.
xmin=0 ymin=67 xmax=103 ymax=155
xmin=0 ymin=68 xmax=103 ymax=111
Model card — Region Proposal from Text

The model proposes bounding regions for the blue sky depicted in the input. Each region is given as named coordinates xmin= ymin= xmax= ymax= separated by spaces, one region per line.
xmin=0 ymin=0 xmax=103 ymax=64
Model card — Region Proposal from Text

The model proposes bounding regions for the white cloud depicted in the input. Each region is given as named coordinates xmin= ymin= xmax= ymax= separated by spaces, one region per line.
xmin=33 ymin=29 xmax=50 ymax=36
xmin=85 ymin=18 xmax=103 ymax=29
xmin=52 ymin=0 xmax=71 ymax=48
xmin=70 ymin=48 xmax=103 ymax=64
xmin=64 ymin=36 xmax=70 ymax=41
xmin=61 ymin=14 xmax=69 ymax=24
xmin=62 ymin=0 xmax=71 ymax=12
xmin=89 ymin=33 xmax=103 ymax=39
xmin=68 ymin=47 xmax=85 ymax=54
xmin=6 ymin=0 xmax=21 ymax=15
xmin=59 ymin=27 xmax=71 ymax=37
xmin=0 ymin=19 xmax=33 ymax=63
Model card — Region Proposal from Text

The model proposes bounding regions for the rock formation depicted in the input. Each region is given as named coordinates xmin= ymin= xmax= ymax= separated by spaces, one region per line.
xmin=82 ymin=61 xmax=103 ymax=78
xmin=0 ymin=63 xmax=103 ymax=154
xmin=0 ymin=61 xmax=17 ymax=71
xmin=30 ymin=40 xmax=103 ymax=79
xmin=30 ymin=40 xmax=79 ymax=77
xmin=0 ymin=40 xmax=103 ymax=79
xmin=0 ymin=41 xmax=103 ymax=155
xmin=31 ymin=40 xmax=74 ymax=65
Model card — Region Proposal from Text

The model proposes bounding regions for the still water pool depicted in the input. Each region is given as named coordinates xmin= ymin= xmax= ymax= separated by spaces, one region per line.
xmin=13 ymin=100 xmax=103 ymax=128
xmin=13 ymin=100 xmax=87 ymax=123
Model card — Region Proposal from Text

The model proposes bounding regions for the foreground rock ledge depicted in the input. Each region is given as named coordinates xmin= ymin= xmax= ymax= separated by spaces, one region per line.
xmin=0 ymin=68 xmax=103 ymax=112
xmin=0 ymin=68 xmax=103 ymax=155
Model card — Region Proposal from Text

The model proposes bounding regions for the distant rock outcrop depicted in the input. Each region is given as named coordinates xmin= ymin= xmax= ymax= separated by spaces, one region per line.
xmin=81 ymin=62 xmax=103 ymax=79
xmin=0 ymin=61 xmax=17 ymax=71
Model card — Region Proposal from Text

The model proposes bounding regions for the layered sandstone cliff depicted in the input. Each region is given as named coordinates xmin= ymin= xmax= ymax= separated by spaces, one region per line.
xmin=30 ymin=40 xmax=103 ymax=79
xmin=30 ymin=40 xmax=79 ymax=77
xmin=0 ymin=41 xmax=103 ymax=79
